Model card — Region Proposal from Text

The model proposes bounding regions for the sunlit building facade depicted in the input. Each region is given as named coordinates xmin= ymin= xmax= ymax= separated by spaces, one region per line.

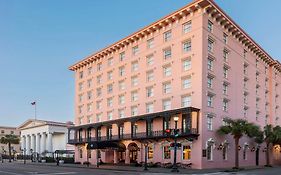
xmin=68 ymin=0 xmax=281 ymax=169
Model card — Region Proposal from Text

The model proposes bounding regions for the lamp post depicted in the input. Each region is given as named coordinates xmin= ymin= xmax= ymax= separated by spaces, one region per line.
xmin=30 ymin=149 xmax=33 ymax=162
xmin=22 ymin=148 xmax=26 ymax=164
xmin=171 ymin=116 xmax=179 ymax=173
xmin=144 ymin=143 xmax=148 ymax=171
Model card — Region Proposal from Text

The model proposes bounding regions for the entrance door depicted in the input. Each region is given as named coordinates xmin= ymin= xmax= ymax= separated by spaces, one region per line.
xmin=130 ymin=150 xmax=137 ymax=163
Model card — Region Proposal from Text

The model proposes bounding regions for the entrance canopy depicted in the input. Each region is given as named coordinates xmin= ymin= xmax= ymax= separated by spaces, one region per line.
xmin=87 ymin=141 xmax=126 ymax=151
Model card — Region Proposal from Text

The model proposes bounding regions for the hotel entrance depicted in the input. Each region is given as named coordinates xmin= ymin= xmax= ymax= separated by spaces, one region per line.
xmin=128 ymin=142 xmax=139 ymax=163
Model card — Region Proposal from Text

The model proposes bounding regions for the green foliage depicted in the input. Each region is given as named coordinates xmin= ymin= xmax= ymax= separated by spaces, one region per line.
xmin=0 ymin=134 xmax=20 ymax=145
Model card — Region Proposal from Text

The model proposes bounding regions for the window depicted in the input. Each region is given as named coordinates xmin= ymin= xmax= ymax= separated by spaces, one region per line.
xmin=131 ymin=61 xmax=138 ymax=72
xmin=96 ymin=101 xmax=102 ymax=110
xmin=243 ymin=63 xmax=248 ymax=75
xmin=97 ymin=75 xmax=102 ymax=84
xmin=107 ymin=97 xmax=113 ymax=107
xmin=243 ymin=49 xmax=247 ymax=59
xmin=107 ymin=111 xmax=113 ymax=120
xmin=107 ymin=84 xmax=113 ymax=93
xmin=206 ymin=143 xmax=213 ymax=161
xmin=147 ymin=38 xmax=154 ymax=48
xmin=79 ymin=71 xmax=83 ymax=79
xmin=163 ymin=48 xmax=172 ymax=59
xmin=208 ymin=38 xmax=214 ymax=52
xmin=146 ymin=70 xmax=154 ymax=82
xmin=97 ymin=63 xmax=102 ymax=71
xmin=207 ymin=114 xmax=213 ymax=130
xmin=182 ymin=145 xmax=191 ymax=160
xmin=182 ymin=58 xmax=191 ymax=71
xmin=146 ymin=103 xmax=154 ymax=113
xmin=96 ymin=113 xmax=102 ymax=122
xmin=223 ymin=67 xmax=228 ymax=78
xmin=119 ymin=80 xmax=125 ymax=91
xmin=119 ymin=95 xmax=125 ymax=105
xmin=96 ymin=88 xmax=102 ymax=97
xmin=183 ymin=21 xmax=192 ymax=33
xmin=107 ymin=71 xmax=113 ymax=80
xmin=148 ymin=145 xmax=153 ymax=159
xmin=120 ymin=52 xmax=125 ymax=61
xmin=87 ymin=115 xmax=93 ymax=123
xmin=131 ymin=91 xmax=138 ymax=102
xmin=87 ymin=79 xmax=92 ymax=88
xmin=207 ymin=94 xmax=214 ymax=107
xmin=163 ymin=99 xmax=171 ymax=110
xmin=147 ymin=55 xmax=154 ymax=66
xmin=79 ymin=83 xmax=83 ymax=91
xmin=207 ymin=57 xmax=214 ymax=71
xmin=223 ymin=83 xmax=228 ymax=95
xmin=223 ymin=99 xmax=229 ymax=112
xmin=87 ymin=103 xmax=92 ymax=112
xmin=132 ymin=46 xmax=139 ymax=56
xmin=79 ymin=94 xmax=83 ymax=102
xmin=87 ymin=91 xmax=92 ymax=100
xmin=183 ymin=40 xmax=191 ymax=52
xmin=163 ymin=145 xmax=171 ymax=159
xmin=119 ymin=66 xmax=125 ymax=76
xmin=108 ymin=57 xmax=113 ymax=66
xmin=163 ymin=65 xmax=172 ymax=77
xmin=182 ymin=95 xmax=191 ymax=107
xmin=79 ymin=117 xmax=83 ymax=125
xmin=223 ymin=33 xmax=228 ymax=44
xmin=222 ymin=145 xmax=228 ymax=160
xmin=119 ymin=109 xmax=125 ymax=118
xmin=78 ymin=106 xmax=83 ymax=114
xmin=88 ymin=67 xmax=93 ymax=75
xmin=223 ymin=49 xmax=229 ymax=62
xmin=131 ymin=76 xmax=138 ymax=86
xmin=163 ymin=82 xmax=171 ymax=94
xmin=164 ymin=30 xmax=172 ymax=42
xmin=146 ymin=86 xmax=154 ymax=97
xmin=207 ymin=76 xmax=213 ymax=88
xmin=207 ymin=20 xmax=213 ymax=32
xmin=131 ymin=106 xmax=138 ymax=116
xmin=182 ymin=77 xmax=191 ymax=89
xmin=243 ymin=146 xmax=247 ymax=160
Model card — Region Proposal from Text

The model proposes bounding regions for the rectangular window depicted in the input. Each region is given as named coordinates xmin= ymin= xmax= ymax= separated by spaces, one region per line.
xmin=147 ymin=55 xmax=154 ymax=66
xmin=207 ymin=94 xmax=214 ymax=107
xmin=131 ymin=61 xmax=139 ymax=72
xmin=146 ymin=86 xmax=154 ymax=97
xmin=164 ymin=30 xmax=172 ymax=42
xmin=163 ymin=145 xmax=171 ymax=159
xmin=78 ymin=106 xmax=83 ymax=114
xmin=107 ymin=71 xmax=113 ymax=80
xmin=79 ymin=83 xmax=83 ymax=91
xmin=96 ymin=101 xmax=101 ymax=110
xmin=79 ymin=94 xmax=83 ymax=102
xmin=97 ymin=63 xmax=102 ymax=72
xmin=87 ymin=91 xmax=92 ymax=100
xmin=107 ymin=84 xmax=113 ymax=93
xmin=223 ymin=67 xmax=228 ymax=78
xmin=146 ymin=70 xmax=154 ymax=82
xmin=207 ymin=57 xmax=214 ymax=70
xmin=108 ymin=57 xmax=113 ymax=66
xmin=183 ymin=40 xmax=191 ymax=52
xmin=182 ymin=145 xmax=191 ymax=160
xmin=182 ymin=95 xmax=191 ymax=107
xmin=147 ymin=38 xmax=154 ymax=49
xmin=131 ymin=76 xmax=138 ymax=86
xmin=182 ymin=58 xmax=191 ymax=71
xmin=223 ymin=99 xmax=228 ymax=112
xmin=117 ymin=81 xmax=125 ymax=91
xmin=119 ymin=109 xmax=125 ymax=119
xmin=223 ymin=33 xmax=228 ymax=44
xmin=97 ymin=75 xmax=102 ymax=84
xmin=163 ymin=82 xmax=171 ymax=94
xmin=119 ymin=66 xmax=125 ymax=76
xmin=163 ymin=66 xmax=172 ymax=77
xmin=223 ymin=83 xmax=228 ymax=95
xmin=163 ymin=48 xmax=172 ymax=59
xmin=79 ymin=71 xmax=83 ymax=79
xmin=163 ymin=99 xmax=171 ymax=110
xmin=223 ymin=50 xmax=229 ymax=62
xmin=208 ymin=20 xmax=213 ymax=32
xmin=107 ymin=97 xmax=113 ymax=107
xmin=207 ymin=76 xmax=213 ymax=88
xmin=88 ymin=67 xmax=92 ymax=75
xmin=146 ymin=103 xmax=154 ymax=113
xmin=96 ymin=113 xmax=102 ymax=122
xmin=131 ymin=106 xmax=138 ymax=116
xmin=120 ymin=52 xmax=125 ymax=61
xmin=148 ymin=145 xmax=153 ymax=159
xmin=182 ymin=77 xmax=191 ymax=89
xmin=87 ymin=103 xmax=92 ymax=112
xmin=208 ymin=38 xmax=214 ymax=52
xmin=132 ymin=46 xmax=139 ymax=55
xmin=87 ymin=79 xmax=92 ymax=88
xmin=107 ymin=112 xmax=113 ymax=120
xmin=183 ymin=21 xmax=192 ymax=33
xmin=119 ymin=95 xmax=125 ymax=105
xmin=131 ymin=91 xmax=138 ymax=102
xmin=96 ymin=88 xmax=102 ymax=97
xmin=207 ymin=115 xmax=213 ymax=130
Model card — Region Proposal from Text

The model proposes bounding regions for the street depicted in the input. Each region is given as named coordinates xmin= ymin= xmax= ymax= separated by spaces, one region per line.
xmin=0 ymin=162 xmax=281 ymax=175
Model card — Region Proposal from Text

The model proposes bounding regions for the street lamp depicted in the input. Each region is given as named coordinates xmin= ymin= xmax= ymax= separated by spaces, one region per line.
xmin=21 ymin=148 xmax=26 ymax=164
xmin=171 ymin=115 xmax=179 ymax=173
xmin=144 ymin=143 xmax=148 ymax=171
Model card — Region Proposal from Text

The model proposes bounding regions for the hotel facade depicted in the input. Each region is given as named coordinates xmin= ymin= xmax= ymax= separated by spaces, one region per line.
xmin=68 ymin=0 xmax=281 ymax=169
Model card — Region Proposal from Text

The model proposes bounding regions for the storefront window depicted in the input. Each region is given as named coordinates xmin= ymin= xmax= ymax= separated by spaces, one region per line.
xmin=182 ymin=145 xmax=191 ymax=160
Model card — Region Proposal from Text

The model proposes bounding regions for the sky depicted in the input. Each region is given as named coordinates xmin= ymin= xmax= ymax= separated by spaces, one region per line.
xmin=0 ymin=0 xmax=280 ymax=127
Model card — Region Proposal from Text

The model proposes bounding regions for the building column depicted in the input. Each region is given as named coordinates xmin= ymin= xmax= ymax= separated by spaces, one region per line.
xmin=26 ymin=135 xmax=30 ymax=155
xmin=30 ymin=134 xmax=35 ymax=153
xmin=40 ymin=132 xmax=46 ymax=154
xmin=47 ymin=132 xmax=53 ymax=153
xmin=36 ymin=133 xmax=40 ymax=154
xmin=21 ymin=136 xmax=26 ymax=150
xmin=125 ymin=149 xmax=130 ymax=164
xmin=113 ymin=150 xmax=118 ymax=164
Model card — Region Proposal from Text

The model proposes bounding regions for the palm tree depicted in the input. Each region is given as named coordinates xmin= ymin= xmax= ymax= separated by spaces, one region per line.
xmin=217 ymin=118 xmax=260 ymax=169
xmin=253 ymin=130 xmax=264 ymax=166
xmin=0 ymin=134 xmax=20 ymax=162
xmin=263 ymin=125 xmax=281 ymax=167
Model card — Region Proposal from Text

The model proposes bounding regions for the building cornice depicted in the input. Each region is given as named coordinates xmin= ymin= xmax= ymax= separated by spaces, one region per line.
xmin=69 ymin=0 xmax=281 ymax=73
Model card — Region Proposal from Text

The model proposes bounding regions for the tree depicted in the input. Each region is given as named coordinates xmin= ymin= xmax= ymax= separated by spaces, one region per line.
xmin=217 ymin=118 xmax=260 ymax=169
xmin=262 ymin=125 xmax=281 ymax=167
xmin=253 ymin=130 xmax=264 ymax=166
xmin=0 ymin=134 xmax=20 ymax=162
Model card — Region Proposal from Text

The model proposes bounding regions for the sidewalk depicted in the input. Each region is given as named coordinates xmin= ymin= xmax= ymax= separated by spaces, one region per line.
xmin=16 ymin=160 xmax=267 ymax=174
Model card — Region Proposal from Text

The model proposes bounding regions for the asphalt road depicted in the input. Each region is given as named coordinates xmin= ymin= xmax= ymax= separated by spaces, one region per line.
xmin=0 ymin=162 xmax=280 ymax=175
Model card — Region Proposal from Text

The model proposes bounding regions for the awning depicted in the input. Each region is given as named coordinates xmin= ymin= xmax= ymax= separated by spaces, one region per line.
xmin=87 ymin=141 xmax=126 ymax=151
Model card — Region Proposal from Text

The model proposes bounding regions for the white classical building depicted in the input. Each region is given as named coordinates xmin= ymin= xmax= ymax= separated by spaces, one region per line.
xmin=18 ymin=119 xmax=74 ymax=155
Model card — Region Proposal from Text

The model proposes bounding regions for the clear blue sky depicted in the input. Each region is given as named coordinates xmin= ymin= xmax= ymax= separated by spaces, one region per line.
xmin=0 ymin=0 xmax=280 ymax=126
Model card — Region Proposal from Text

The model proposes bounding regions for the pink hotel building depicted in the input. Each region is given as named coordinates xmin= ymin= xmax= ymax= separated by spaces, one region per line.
xmin=68 ymin=0 xmax=281 ymax=169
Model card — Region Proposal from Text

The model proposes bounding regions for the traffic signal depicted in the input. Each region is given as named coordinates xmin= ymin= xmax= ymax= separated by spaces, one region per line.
xmin=174 ymin=129 xmax=180 ymax=137
xmin=165 ymin=129 xmax=172 ymax=136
